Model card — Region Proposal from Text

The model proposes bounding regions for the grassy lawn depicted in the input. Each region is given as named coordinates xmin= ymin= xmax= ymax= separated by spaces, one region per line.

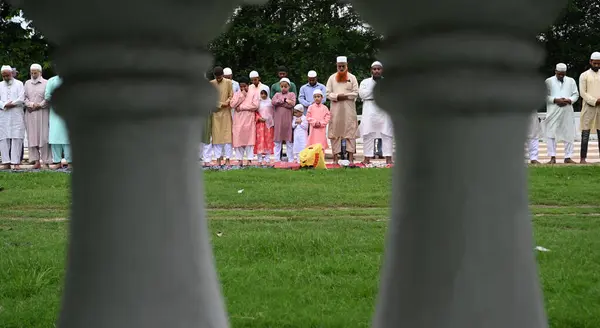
xmin=1 ymin=167 xmax=600 ymax=327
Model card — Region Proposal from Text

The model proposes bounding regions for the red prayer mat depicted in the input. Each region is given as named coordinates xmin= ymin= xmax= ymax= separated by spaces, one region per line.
xmin=202 ymin=161 xmax=392 ymax=169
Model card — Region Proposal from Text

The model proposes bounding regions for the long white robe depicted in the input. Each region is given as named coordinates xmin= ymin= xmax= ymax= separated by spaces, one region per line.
xmin=527 ymin=111 xmax=541 ymax=161
xmin=358 ymin=77 xmax=393 ymax=137
xmin=543 ymin=76 xmax=578 ymax=143
xmin=292 ymin=114 xmax=308 ymax=155
xmin=528 ymin=111 xmax=541 ymax=139
xmin=231 ymin=79 xmax=240 ymax=93
xmin=230 ymin=79 xmax=240 ymax=119
xmin=0 ymin=79 xmax=26 ymax=140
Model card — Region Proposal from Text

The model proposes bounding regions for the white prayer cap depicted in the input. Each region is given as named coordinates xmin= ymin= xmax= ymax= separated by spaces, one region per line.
xmin=279 ymin=77 xmax=291 ymax=85
xmin=307 ymin=70 xmax=317 ymax=78
xmin=336 ymin=56 xmax=347 ymax=63
xmin=312 ymin=89 xmax=322 ymax=96
xmin=223 ymin=67 xmax=232 ymax=75
xmin=555 ymin=63 xmax=567 ymax=72
xmin=294 ymin=104 xmax=304 ymax=111
xmin=249 ymin=70 xmax=259 ymax=78
xmin=591 ymin=52 xmax=600 ymax=60
xmin=1 ymin=65 xmax=12 ymax=72
xmin=30 ymin=63 xmax=42 ymax=71
xmin=371 ymin=61 xmax=382 ymax=67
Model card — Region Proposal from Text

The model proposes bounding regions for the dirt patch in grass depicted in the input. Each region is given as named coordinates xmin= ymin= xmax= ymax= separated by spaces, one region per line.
xmin=533 ymin=213 xmax=600 ymax=217
xmin=3 ymin=214 xmax=388 ymax=222
xmin=3 ymin=217 xmax=68 ymax=222
xmin=531 ymin=205 xmax=597 ymax=208
xmin=7 ymin=205 xmax=67 ymax=211
xmin=207 ymin=206 xmax=389 ymax=211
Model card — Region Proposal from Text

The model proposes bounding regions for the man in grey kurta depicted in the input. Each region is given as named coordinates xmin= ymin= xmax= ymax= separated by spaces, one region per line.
xmin=24 ymin=63 xmax=50 ymax=168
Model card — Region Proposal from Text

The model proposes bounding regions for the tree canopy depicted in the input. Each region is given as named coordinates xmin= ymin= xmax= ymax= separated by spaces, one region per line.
xmin=538 ymin=0 xmax=600 ymax=110
xmin=3 ymin=0 xmax=599 ymax=111
xmin=541 ymin=0 xmax=600 ymax=76
xmin=0 ymin=2 xmax=52 ymax=80
xmin=207 ymin=0 xmax=382 ymax=88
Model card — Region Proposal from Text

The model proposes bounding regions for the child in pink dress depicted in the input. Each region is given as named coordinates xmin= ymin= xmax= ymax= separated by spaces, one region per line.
xmin=306 ymin=89 xmax=331 ymax=149
xmin=254 ymin=86 xmax=274 ymax=165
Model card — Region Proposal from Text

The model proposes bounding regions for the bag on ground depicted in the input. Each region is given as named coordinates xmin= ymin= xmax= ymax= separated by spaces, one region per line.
xmin=299 ymin=143 xmax=327 ymax=169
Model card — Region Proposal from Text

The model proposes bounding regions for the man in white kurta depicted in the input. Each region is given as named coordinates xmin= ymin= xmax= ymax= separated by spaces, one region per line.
xmin=0 ymin=65 xmax=26 ymax=169
xmin=578 ymin=51 xmax=600 ymax=163
xmin=359 ymin=61 xmax=393 ymax=165
xmin=543 ymin=63 xmax=579 ymax=164
xmin=527 ymin=111 xmax=542 ymax=164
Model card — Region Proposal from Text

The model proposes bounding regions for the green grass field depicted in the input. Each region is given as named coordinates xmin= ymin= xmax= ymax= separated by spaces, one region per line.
xmin=1 ymin=167 xmax=600 ymax=327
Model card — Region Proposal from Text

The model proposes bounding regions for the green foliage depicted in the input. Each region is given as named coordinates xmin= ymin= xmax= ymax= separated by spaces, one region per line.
xmin=541 ymin=0 xmax=600 ymax=75
xmin=4 ymin=168 xmax=600 ymax=327
xmin=0 ymin=2 xmax=53 ymax=81
xmin=3 ymin=0 xmax=600 ymax=113
xmin=207 ymin=0 xmax=383 ymax=89
xmin=539 ymin=0 xmax=600 ymax=111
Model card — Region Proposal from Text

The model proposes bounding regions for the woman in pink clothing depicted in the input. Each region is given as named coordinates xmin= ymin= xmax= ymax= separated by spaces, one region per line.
xmin=306 ymin=89 xmax=331 ymax=149
xmin=230 ymin=76 xmax=259 ymax=166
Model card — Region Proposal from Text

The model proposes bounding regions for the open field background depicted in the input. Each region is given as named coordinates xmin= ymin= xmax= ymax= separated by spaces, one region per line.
xmin=1 ymin=167 xmax=600 ymax=327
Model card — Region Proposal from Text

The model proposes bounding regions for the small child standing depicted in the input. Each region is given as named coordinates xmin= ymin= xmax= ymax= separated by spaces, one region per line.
xmin=254 ymin=86 xmax=274 ymax=165
xmin=291 ymin=104 xmax=308 ymax=163
xmin=306 ymin=89 xmax=331 ymax=150
xmin=272 ymin=78 xmax=296 ymax=162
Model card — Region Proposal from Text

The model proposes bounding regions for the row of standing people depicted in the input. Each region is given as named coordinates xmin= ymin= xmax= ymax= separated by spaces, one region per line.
xmin=527 ymin=52 xmax=600 ymax=164
xmin=0 ymin=64 xmax=69 ymax=170
xmin=201 ymin=67 xmax=330 ymax=166
xmin=201 ymin=57 xmax=394 ymax=166
xmin=0 ymin=58 xmax=395 ymax=169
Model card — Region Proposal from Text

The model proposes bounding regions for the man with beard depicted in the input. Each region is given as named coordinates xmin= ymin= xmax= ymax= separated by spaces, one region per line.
xmin=24 ymin=63 xmax=50 ymax=169
xmin=249 ymin=70 xmax=269 ymax=94
xmin=10 ymin=67 xmax=25 ymax=163
xmin=0 ymin=65 xmax=25 ymax=169
xmin=543 ymin=63 xmax=579 ymax=164
xmin=325 ymin=56 xmax=359 ymax=164
xmin=578 ymin=51 xmax=600 ymax=163
xmin=359 ymin=61 xmax=393 ymax=165
xmin=298 ymin=70 xmax=326 ymax=115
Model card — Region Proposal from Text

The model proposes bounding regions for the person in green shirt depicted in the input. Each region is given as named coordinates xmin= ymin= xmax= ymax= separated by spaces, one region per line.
xmin=270 ymin=66 xmax=297 ymax=98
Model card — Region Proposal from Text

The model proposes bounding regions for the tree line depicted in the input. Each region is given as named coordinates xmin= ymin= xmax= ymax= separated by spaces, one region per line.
xmin=1 ymin=0 xmax=598 ymax=111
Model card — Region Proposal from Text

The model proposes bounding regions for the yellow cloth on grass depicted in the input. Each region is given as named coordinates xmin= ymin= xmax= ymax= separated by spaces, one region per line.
xmin=299 ymin=143 xmax=327 ymax=169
